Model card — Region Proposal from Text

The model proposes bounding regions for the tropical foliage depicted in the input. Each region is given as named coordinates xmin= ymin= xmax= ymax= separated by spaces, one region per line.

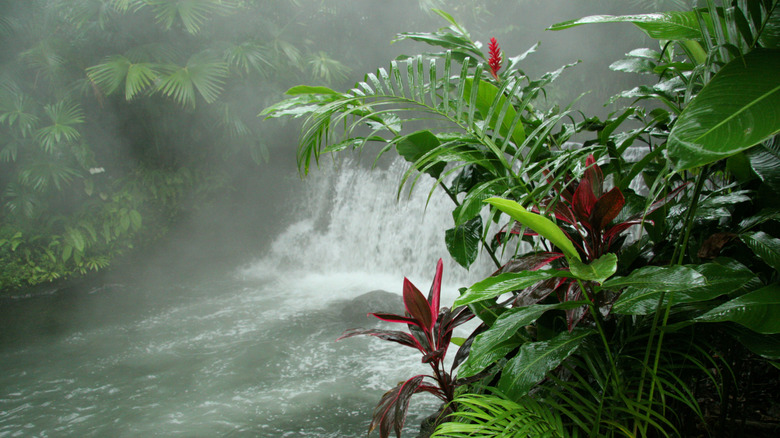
xmin=338 ymin=259 xmax=474 ymax=437
xmin=0 ymin=0 xmax=360 ymax=290
xmin=266 ymin=1 xmax=780 ymax=436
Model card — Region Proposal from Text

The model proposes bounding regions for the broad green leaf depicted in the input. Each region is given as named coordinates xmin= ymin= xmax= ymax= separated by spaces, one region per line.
xmin=747 ymin=139 xmax=780 ymax=194
xmin=569 ymin=253 xmax=617 ymax=284
xmin=668 ymin=49 xmax=780 ymax=170
xmin=463 ymin=78 xmax=525 ymax=146
xmin=696 ymin=284 xmax=780 ymax=334
xmin=726 ymin=325 xmax=780 ymax=360
xmin=613 ymin=260 xmax=758 ymax=315
xmin=445 ymin=216 xmax=482 ymax=269
xmin=741 ymin=231 xmax=780 ymax=272
xmin=601 ymin=265 xmax=705 ymax=291
xmin=485 ymin=197 xmax=581 ymax=262
xmin=459 ymin=301 xmax=589 ymax=378
xmin=548 ymin=11 xmax=703 ymax=41
xmin=455 ymin=270 xmax=569 ymax=306
xmin=498 ymin=328 xmax=594 ymax=400
xmin=395 ymin=130 xmax=445 ymax=178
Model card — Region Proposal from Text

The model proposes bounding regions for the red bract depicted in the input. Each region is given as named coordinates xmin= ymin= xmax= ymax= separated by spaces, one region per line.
xmin=338 ymin=259 xmax=474 ymax=438
xmin=488 ymin=37 xmax=502 ymax=80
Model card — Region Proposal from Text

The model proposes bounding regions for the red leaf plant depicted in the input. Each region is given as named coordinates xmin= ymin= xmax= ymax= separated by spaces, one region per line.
xmin=488 ymin=37 xmax=502 ymax=80
xmin=338 ymin=259 xmax=474 ymax=438
xmin=494 ymin=155 xmax=686 ymax=329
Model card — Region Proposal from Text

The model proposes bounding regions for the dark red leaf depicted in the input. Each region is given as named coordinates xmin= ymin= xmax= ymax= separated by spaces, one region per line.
xmin=499 ymin=252 xmax=565 ymax=274
xmin=452 ymin=323 xmax=487 ymax=371
xmin=369 ymin=375 xmax=427 ymax=438
xmin=403 ymin=278 xmax=434 ymax=331
xmin=589 ymin=187 xmax=626 ymax=231
xmin=427 ymin=259 xmax=443 ymax=320
xmin=512 ymin=277 xmax=559 ymax=307
xmin=370 ymin=312 xmax=423 ymax=329
xmin=584 ymin=154 xmax=603 ymax=197
xmin=573 ymin=177 xmax=597 ymax=224
xmin=337 ymin=328 xmax=423 ymax=351
xmin=422 ymin=347 xmax=446 ymax=364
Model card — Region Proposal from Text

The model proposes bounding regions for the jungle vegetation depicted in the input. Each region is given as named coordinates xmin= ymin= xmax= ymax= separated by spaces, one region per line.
xmin=265 ymin=0 xmax=780 ymax=436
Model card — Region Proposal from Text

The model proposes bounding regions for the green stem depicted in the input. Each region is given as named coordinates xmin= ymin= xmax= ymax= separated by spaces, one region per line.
xmin=634 ymin=166 xmax=708 ymax=435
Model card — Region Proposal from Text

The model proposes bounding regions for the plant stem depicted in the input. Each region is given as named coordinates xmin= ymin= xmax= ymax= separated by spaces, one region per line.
xmin=634 ymin=166 xmax=708 ymax=435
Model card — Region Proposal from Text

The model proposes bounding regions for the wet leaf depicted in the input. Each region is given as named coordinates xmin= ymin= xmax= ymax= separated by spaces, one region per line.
xmin=498 ymin=328 xmax=594 ymax=400
xmin=696 ymin=285 xmax=780 ymax=334
xmin=668 ymin=49 xmax=780 ymax=170
xmin=455 ymin=270 xmax=569 ymax=306
xmin=445 ymin=216 xmax=482 ymax=268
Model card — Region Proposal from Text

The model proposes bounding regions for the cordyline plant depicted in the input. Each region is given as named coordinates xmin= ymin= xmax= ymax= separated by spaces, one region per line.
xmin=494 ymin=154 xmax=684 ymax=329
xmin=338 ymin=259 xmax=474 ymax=438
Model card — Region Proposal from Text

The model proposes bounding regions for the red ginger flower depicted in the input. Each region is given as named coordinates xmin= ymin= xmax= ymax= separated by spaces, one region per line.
xmin=488 ymin=37 xmax=502 ymax=80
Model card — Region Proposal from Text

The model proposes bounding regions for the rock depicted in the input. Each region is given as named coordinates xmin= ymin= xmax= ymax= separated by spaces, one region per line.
xmin=339 ymin=289 xmax=404 ymax=323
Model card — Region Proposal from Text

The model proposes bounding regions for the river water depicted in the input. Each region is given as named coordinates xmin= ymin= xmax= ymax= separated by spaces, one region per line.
xmin=0 ymin=159 xmax=493 ymax=437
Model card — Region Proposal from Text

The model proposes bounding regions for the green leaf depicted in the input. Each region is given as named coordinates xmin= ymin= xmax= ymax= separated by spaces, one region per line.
xmin=569 ymin=253 xmax=617 ymax=284
xmin=613 ymin=260 xmax=758 ymax=315
xmin=741 ymin=231 xmax=780 ymax=272
xmin=498 ymin=328 xmax=594 ymax=400
xmin=726 ymin=325 xmax=780 ymax=360
xmin=445 ymin=216 xmax=483 ymax=269
xmin=157 ymin=53 xmax=228 ymax=107
xmin=548 ymin=11 xmax=703 ymax=41
xmin=485 ymin=197 xmax=581 ymax=262
xmin=462 ymin=78 xmax=525 ymax=146
xmin=129 ymin=209 xmax=142 ymax=231
xmin=601 ymin=265 xmax=706 ymax=291
xmin=747 ymin=138 xmax=780 ymax=193
xmin=668 ymin=49 xmax=780 ymax=170
xmin=696 ymin=285 xmax=780 ymax=334
xmin=285 ymin=85 xmax=342 ymax=95
xmin=452 ymin=180 xmax=502 ymax=225
xmin=395 ymin=130 xmax=445 ymax=178
xmin=455 ymin=270 xmax=569 ymax=306
xmin=459 ymin=301 xmax=589 ymax=378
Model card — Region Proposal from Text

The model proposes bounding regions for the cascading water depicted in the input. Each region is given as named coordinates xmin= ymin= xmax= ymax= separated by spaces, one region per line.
xmin=247 ymin=157 xmax=495 ymax=286
xmin=0 ymin=158 xmax=494 ymax=437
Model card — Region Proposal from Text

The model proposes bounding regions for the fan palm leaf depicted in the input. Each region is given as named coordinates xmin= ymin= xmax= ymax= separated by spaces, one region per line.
xmin=156 ymin=52 xmax=228 ymax=107
xmin=0 ymin=90 xmax=39 ymax=137
xmin=223 ymin=40 xmax=273 ymax=76
xmin=143 ymin=0 xmax=235 ymax=34
xmin=34 ymin=101 xmax=84 ymax=153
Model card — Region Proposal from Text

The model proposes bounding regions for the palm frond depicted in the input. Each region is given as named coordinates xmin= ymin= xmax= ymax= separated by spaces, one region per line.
xmin=18 ymin=157 xmax=81 ymax=192
xmin=0 ymin=90 xmax=40 ymax=137
xmin=156 ymin=52 xmax=228 ymax=107
xmin=223 ymin=40 xmax=273 ymax=76
xmin=431 ymin=393 xmax=566 ymax=438
xmin=305 ymin=51 xmax=351 ymax=84
xmin=3 ymin=182 xmax=41 ymax=218
xmin=34 ymin=101 xmax=84 ymax=152
xmin=143 ymin=0 xmax=235 ymax=34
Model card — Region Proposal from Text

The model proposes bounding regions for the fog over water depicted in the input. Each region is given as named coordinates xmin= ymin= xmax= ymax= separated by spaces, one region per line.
xmin=0 ymin=0 xmax=689 ymax=436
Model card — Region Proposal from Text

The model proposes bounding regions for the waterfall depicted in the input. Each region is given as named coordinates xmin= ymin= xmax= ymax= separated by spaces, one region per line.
xmin=240 ymin=157 xmax=496 ymax=296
